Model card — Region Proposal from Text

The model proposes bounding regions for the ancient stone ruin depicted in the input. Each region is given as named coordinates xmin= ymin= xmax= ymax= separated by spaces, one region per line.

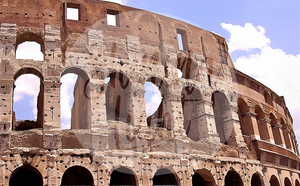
xmin=0 ymin=0 xmax=299 ymax=186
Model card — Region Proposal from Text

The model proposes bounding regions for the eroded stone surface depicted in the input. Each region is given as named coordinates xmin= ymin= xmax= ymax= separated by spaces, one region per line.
xmin=0 ymin=1 xmax=299 ymax=186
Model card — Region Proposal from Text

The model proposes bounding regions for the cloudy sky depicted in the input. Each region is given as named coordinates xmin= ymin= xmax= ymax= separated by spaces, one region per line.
xmin=121 ymin=0 xmax=300 ymax=142
xmin=14 ymin=0 xmax=300 ymax=144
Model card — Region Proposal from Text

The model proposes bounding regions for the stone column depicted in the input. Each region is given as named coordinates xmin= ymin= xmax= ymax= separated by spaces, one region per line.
xmin=130 ymin=82 xmax=147 ymax=127
xmin=272 ymin=123 xmax=286 ymax=147
xmin=89 ymin=80 xmax=107 ymax=131
xmin=240 ymin=107 xmax=261 ymax=140
xmin=223 ymin=105 xmax=245 ymax=147
xmin=0 ymin=23 xmax=16 ymax=58
xmin=163 ymin=93 xmax=185 ymax=136
xmin=0 ymin=79 xmax=14 ymax=132
xmin=43 ymin=80 xmax=61 ymax=130
xmin=257 ymin=117 xmax=275 ymax=144
xmin=0 ymin=159 xmax=4 ymax=185
xmin=283 ymin=128 xmax=293 ymax=150
xmin=197 ymin=98 xmax=219 ymax=143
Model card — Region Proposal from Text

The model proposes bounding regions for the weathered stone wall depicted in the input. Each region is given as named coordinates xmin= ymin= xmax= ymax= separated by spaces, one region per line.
xmin=0 ymin=0 xmax=299 ymax=186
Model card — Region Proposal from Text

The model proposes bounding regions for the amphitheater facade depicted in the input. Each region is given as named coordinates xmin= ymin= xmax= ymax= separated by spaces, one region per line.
xmin=0 ymin=0 xmax=299 ymax=186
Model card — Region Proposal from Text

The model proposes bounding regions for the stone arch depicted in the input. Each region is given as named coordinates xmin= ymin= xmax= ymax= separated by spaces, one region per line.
xmin=61 ymin=67 xmax=91 ymax=129
xmin=224 ymin=169 xmax=243 ymax=186
xmin=281 ymin=117 xmax=292 ymax=150
xmin=295 ymin=179 xmax=300 ymax=186
xmin=181 ymin=86 xmax=202 ymax=141
xmin=15 ymin=32 xmax=45 ymax=60
xmin=264 ymin=90 xmax=273 ymax=106
xmin=12 ymin=67 xmax=44 ymax=130
xmin=251 ymin=172 xmax=264 ymax=186
xmin=106 ymin=71 xmax=133 ymax=124
xmin=270 ymin=112 xmax=283 ymax=146
xmin=9 ymin=166 xmax=43 ymax=186
xmin=192 ymin=168 xmax=216 ymax=186
xmin=177 ymin=54 xmax=198 ymax=79
xmin=153 ymin=168 xmax=180 ymax=186
xmin=285 ymin=177 xmax=292 ymax=186
xmin=109 ymin=166 xmax=138 ymax=186
xmin=212 ymin=91 xmax=233 ymax=145
xmin=270 ymin=175 xmax=280 ymax=186
xmin=237 ymin=98 xmax=251 ymax=136
xmin=146 ymin=77 xmax=173 ymax=130
xmin=61 ymin=165 xmax=94 ymax=186
xmin=255 ymin=105 xmax=269 ymax=141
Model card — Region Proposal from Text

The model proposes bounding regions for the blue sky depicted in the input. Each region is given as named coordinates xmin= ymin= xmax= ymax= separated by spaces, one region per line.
xmin=15 ymin=0 xmax=300 ymax=145
xmin=120 ymin=0 xmax=300 ymax=144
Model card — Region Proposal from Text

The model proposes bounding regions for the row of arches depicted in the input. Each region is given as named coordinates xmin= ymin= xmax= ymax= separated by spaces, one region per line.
xmin=13 ymin=165 xmax=295 ymax=186
xmin=12 ymin=67 xmax=235 ymax=144
xmin=11 ymin=67 xmax=297 ymax=151
xmin=238 ymin=98 xmax=298 ymax=154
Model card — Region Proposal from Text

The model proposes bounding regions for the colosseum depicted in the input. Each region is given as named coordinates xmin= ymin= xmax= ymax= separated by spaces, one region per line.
xmin=0 ymin=0 xmax=299 ymax=186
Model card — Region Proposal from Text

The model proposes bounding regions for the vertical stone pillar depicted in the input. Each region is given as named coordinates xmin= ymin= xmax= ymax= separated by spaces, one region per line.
xmin=130 ymin=82 xmax=147 ymax=127
xmin=197 ymin=99 xmax=219 ymax=143
xmin=240 ymin=107 xmax=261 ymax=140
xmin=0 ymin=79 xmax=14 ymax=132
xmin=0 ymin=159 xmax=4 ymax=186
xmin=44 ymin=25 xmax=62 ymax=64
xmin=0 ymin=23 xmax=16 ymax=58
xmin=163 ymin=93 xmax=184 ymax=136
xmin=43 ymin=80 xmax=61 ymax=130
xmin=89 ymin=81 xmax=107 ymax=131
xmin=223 ymin=105 xmax=245 ymax=147
xmin=272 ymin=123 xmax=286 ymax=147
xmin=257 ymin=117 xmax=275 ymax=144
xmin=283 ymin=128 xmax=293 ymax=150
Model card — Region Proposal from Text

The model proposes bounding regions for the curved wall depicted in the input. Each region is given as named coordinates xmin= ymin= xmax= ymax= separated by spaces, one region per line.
xmin=0 ymin=1 xmax=299 ymax=185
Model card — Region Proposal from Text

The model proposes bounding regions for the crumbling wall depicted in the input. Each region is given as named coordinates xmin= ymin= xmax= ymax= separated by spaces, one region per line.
xmin=0 ymin=0 xmax=299 ymax=186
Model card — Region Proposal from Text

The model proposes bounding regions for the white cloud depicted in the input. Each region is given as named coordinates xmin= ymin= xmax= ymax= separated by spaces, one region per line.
xmin=60 ymin=74 xmax=78 ymax=129
xmin=16 ymin=41 xmax=44 ymax=61
xmin=14 ymin=74 xmax=40 ymax=102
xmin=145 ymin=82 xmax=162 ymax=116
xmin=177 ymin=69 xmax=183 ymax=78
xmin=30 ymin=96 xmax=38 ymax=119
xmin=221 ymin=23 xmax=271 ymax=53
xmin=223 ymin=23 xmax=300 ymax=143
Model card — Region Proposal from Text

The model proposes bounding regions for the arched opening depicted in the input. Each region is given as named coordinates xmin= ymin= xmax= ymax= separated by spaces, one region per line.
xmin=295 ymin=179 xmax=300 ymax=186
xmin=281 ymin=118 xmax=292 ymax=150
xmin=269 ymin=175 xmax=280 ymax=186
xmin=61 ymin=166 xmax=94 ymax=186
xmin=284 ymin=177 xmax=292 ymax=186
xmin=9 ymin=166 xmax=43 ymax=186
xmin=15 ymin=33 xmax=44 ymax=61
xmin=109 ymin=167 xmax=137 ymax=186
xmin=255 ymin=105 xmax=269 ymax=141
xmin=224 ymin=170 xmax=243 ymax=186
xmin=177 ymin=54 xmax=198 ymax=79
xmin=270 ymin=113 xmax=282 ymax=146
xmin=106 ymin=72 xmax=132 ymax=124
xmin=192 ymin=169 xmax=216 ymax=186
xmin=146 ymin=77 xmax=172 ymax=130
xmin=144 ymin=81 xmax=162 ymax=117
xmin=181 ymin=86 xmax=202 ymax=141
xmin=237 ymin=98 xmax=250 ymax=136
xmin=153 ymin=168 xmax=179 ymax=186
xmin=61 ymin=68 xmax=90 ymax=129
xmin=212 ymin=91 xmax=231 ymax=144
xmin=251 ymin=172 xmax=263 ymax=186
xmin=264 ymin=90 xmax=273 ymax=106
xmin=12 ymin=68 xmax=44 ymax=130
